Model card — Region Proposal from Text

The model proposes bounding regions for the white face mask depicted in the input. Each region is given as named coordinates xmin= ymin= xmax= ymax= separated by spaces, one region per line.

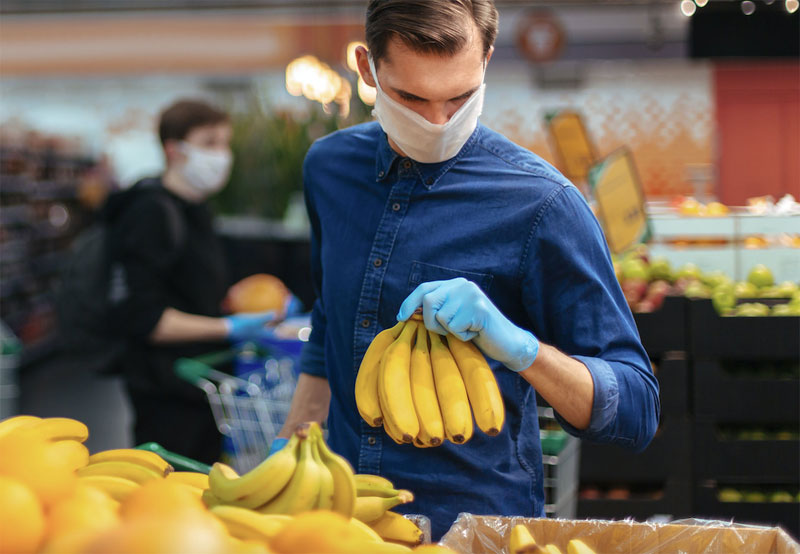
xmin=369 ymin=56 xmax=485 ymax=164
xmin=178 ymin=142 xmax=232 ymax=197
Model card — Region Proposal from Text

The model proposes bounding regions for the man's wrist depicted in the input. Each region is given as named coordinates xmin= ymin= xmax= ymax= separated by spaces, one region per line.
xmin=506 ymin=330 xmax=540 ymax=373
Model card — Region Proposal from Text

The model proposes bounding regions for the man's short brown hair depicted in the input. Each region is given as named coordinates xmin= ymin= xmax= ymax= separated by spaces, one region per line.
xmin=158 ymin=99 xmax=229 ymax=145
xmin=365 ymin=0 xmax=498 ymax=65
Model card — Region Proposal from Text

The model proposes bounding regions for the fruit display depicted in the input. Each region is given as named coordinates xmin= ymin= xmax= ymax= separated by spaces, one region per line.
xmin=0 ymin=415 xmax=456 ymax=553
xmin=508 ymin=524 xmax=597 ymax=554
xmin=355 ymin=315 xmax=504 ymax=447
xmin=717 ymin=486 xmax=800 ymax=504
xmin=673 ymin=196 xmax=731 ymax=217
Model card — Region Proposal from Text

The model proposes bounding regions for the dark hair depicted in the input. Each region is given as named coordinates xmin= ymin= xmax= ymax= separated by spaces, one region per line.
xmin=158 ymin=99 xmax=229 ymax=145
xmin=365 ymin=0 xmax=498 ymax=65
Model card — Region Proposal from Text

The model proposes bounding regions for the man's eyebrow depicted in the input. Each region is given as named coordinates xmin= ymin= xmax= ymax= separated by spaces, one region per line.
xmin=392 ymin=86 xmax=480 ymax=102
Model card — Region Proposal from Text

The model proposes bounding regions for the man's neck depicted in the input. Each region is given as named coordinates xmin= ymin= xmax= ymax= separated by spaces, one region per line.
xmin=162 ymin=168 xmax=204 ymax=203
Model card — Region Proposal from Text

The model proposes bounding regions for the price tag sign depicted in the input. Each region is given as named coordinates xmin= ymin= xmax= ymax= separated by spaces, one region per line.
xmin=589 ymin=149 xmax=651 ymax=254
xmin=546 ymin=110 xmax=596 ymax=182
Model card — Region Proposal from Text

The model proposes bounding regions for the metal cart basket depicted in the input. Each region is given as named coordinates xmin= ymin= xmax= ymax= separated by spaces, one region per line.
xmin=175 ymin=346 xmax=297 ymax=474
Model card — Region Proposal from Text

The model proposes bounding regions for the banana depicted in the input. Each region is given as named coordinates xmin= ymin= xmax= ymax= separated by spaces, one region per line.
xmin=428 ymin=330 xmax=473 ymax=444
xmin=545 ymin=545 xmax=564 ymax=554
xmin=448 ymin=335 xmax=505 ymax=436
xmin=355 ymin=474 xmax=400 ymax=498
xmin=368 ymin=511 xmax=423 ymax=545
xmin=362 ymin=542 xmax=413 ymax=553
xmin=309 ymin=431 xmax=334 ymax=510
xmin=49 ymin=439 xmax=90 ymax=471
xmin=202 ymin=488 xmax=224 ymax=508
xmin=30 ymin=417 xmax=89 ymax=442
xmin=353 ymin=490 xmax=414 ymax=523
xmin=410 ymin=324 xmax=444 ymax=447
xmin=165 ymin=471 xmax=209 ymax=489
xmin=509 ymin=524 xmax=539 ymax=554
xmin=77 ymin=460 xmax=164 ymax=484
xmin=208 ymin=432 xmax=299 ymax=508
xmin=312 ymin=423 xmax=357 ymax=518
xmin=567 ymin=539 xmax=597 ymax=554
xmin=259 ymin=424 xmax=322 ymax=515
xmin=78 ymin=474 xmax=140 ymax=502
xmin=210 ymin=505 xmax=291 ymax=543
xmin=0 ymin=414 xmax=40 ymax=438
xmin=381 ymin=405 xmax=408 ymax=445
xmin=378 ymin=321 xmax=420 ymax=444
xmin=88 ymin=448 xmax=173 ymax=476
xmin=347 ymin=517 xmax=384 ymax=543
xmin=356 ymin=321 xmax=406 ymax=427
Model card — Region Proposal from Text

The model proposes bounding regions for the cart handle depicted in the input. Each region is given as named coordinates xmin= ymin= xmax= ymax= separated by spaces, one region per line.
xmin=135 ymin=442 xmax=212 ymax=474
xmin=174 ymin=352 xmax=237 ymax=384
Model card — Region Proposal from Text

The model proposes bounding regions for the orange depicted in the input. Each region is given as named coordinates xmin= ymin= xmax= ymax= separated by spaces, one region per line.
xmin=120 ymin=479 xmax=207 ymax=521
xmin=85 ymin=511 xmax=229 ymax=554
xmin=0 ymin=430 xmax=77 ymax=507
xmin=0 ymin=475 xmax=45 ymax=554
xmin=270 ymin=510 xmax=371 ymax=554
xmin=46 ymin=483 xmax=120 ymax=542
xmin=224 ymin=274 xmax=289 ymax=314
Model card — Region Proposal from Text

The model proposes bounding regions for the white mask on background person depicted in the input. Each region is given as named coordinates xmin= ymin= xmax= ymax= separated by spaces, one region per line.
xmin=178 ymin=142 xmax=232 ymax=196
xmin=368 ymin=55 xmax=485 ymax=164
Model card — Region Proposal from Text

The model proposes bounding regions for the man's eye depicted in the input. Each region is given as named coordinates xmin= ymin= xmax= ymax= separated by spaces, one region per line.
xmin=400 ymin=95 xmax=421 ymax=103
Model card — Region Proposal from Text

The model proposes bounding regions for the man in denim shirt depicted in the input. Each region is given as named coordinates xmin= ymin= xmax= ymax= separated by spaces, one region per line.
xmin=276 ymin=0 xmax=660 ymax=539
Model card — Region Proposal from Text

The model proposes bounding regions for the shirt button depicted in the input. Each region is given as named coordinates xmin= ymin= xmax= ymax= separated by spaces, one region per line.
xmin=368 ymin=436 xmax=377 ymax=446
xmin=378 ymin=171 xmax=385 ymax=178
xmin=392 ymin=203 xmax=401 ymax=211
xmin=361 ymin=318 xmax=371 ymax=328
xmin=373 ymin=258 xmax=383 ymax=268
xmin=403 ymin=160 xmax=412 ymax=169
xmin=426 ymin=177 xmax=434 ymax=185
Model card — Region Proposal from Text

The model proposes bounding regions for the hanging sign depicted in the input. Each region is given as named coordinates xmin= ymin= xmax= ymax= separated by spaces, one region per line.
xmin=546 ymin=110 xmax=597 ymax=182
xmin=515 ymin=11 xmax=566 ymax=63
xmin=589 ymin=149 xmax=651 ymax=254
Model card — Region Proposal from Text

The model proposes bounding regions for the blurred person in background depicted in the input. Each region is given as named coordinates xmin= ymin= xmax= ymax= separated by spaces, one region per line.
xmin=277 ymin=0 xmax=659 ymax=538
xmin=105 ymin=99 xmax=275 ymax=464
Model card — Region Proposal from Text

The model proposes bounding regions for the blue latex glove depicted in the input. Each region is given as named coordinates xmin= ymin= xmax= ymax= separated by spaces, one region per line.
xmin=268 ymin=437 xmax=289 ymax=456
xmin=284 ymin=294 xmax=304 ymax=317
xmin=224 ymin=311 xmax=276 ymax=342
xmin=397 ymin=278 xmax=539 ymax=372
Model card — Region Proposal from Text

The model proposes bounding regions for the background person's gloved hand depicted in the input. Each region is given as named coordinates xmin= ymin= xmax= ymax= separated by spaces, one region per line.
xmin=397 ymin=278 xmax=539 ymax=372
xmin=223 ymin=311 xmax=276 ymax=342
xmin=268 ymin=437 xmax=289 ymax=456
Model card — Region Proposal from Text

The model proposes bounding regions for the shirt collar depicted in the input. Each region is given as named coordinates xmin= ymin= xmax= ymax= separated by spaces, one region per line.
xmin=374 ymin=124 xmax=484 ymax=190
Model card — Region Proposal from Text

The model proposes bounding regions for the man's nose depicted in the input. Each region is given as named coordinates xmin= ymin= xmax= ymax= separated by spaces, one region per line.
xmin=420 ymin=103 xmax=451 ymax=125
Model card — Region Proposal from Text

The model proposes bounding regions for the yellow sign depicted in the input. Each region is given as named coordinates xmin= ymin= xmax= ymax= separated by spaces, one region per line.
xmin=589 ymin=149 xmax=651 ymax=254
xmin=547 ymin=111 xmax=596 ymax=182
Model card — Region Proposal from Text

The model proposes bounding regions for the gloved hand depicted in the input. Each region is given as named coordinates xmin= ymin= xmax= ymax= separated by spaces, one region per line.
xmin=397 ymin=278 xmax=539 ymax=372
xmin=268 ymin=437 xmax=289 ymax=456
xmin=224 ymin=311 xmax=276 ymax=342
xmin=284 ymin=294 xmax=304 ymax=317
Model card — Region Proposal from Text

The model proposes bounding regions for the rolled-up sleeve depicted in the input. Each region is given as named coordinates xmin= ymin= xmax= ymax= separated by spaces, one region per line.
xmin=521 ymin=185 xmax=660 ymax=452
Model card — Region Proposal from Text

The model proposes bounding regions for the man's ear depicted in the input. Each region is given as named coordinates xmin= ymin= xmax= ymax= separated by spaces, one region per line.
xmin=355 ymin=45 xmax=377 ymax=88
xmin=162 ymin=139 xmax=184 ymax=166
xmin=485 ymin=45 xmax=494 ymax=65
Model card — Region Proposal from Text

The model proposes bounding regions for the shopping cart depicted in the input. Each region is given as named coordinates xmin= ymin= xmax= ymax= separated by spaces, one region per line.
xmin=175 ymin=342 xmax=299 ymax=474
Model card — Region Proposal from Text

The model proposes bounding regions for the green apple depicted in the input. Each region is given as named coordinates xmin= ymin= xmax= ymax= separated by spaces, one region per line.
xmin=734 ymin=281 xmax=759 ymax=298
xmin=718 ymin=488 xmax=743 ymax=502
xmin=747 ymin=264 xmax=775 ymax=288
xmin=772 ymin=304 xmax=794 ymax=317
xmin=649 ymin=257 xmax=673 ymax=282
xmin=685 ymin=281 xmax=712 ymax=299
xmin=676 ymin=263 xmax=703 ymax=282
xmin=712 ymin=288 xmax=737 ymax=314
xmin=770 ymin=491 xmax=794 ymax=503
xmin=621 ymin=258 xmax=650 ymax=281
xmin=776 ymin=281 xmax=799 ymax=298
xmin=743 ymin=490 xmax=767 ymax=503
xmin=735 ymin=303 xmax=770 ymax=317
xmin=758 ymin=286 xmax=781 ymax=298
xmin=702 ymin=270 xmax=732 ymax=289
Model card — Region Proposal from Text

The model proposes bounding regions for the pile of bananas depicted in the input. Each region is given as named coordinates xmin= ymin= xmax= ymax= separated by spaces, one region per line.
xmin=509 ymin=524 xmax=598 ymax=554
xmin=207 ymin=422 xmax=357 ymax=517
xmin=356 ymin=316 xmax=505 ymax=447
xmin=354 ymin=474 xmax=422 ymax=546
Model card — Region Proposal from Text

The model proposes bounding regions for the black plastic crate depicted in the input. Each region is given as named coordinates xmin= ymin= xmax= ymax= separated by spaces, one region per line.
xmin=580 ymin=417 xmax=692 ymax=483
xmin=688 ymin=299 xmax=800 ymax=361
xmin=693 ymin=360 xmax=800 ymax=422
xmin=693 ymin=421 xmax=800 ymax=482
xmin=694 ymin=483 xmax=799 ymax=539
xmin=634 ymin=295 xmax=689 ymax=358
xmin=655 ymin=354 xmax=690 ymax=417
xmin=577 ymin=478 xmax=693 ymax=521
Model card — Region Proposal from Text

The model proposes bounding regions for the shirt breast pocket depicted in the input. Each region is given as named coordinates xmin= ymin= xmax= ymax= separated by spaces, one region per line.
xmin=407 ymin=261 xmax=494 ymax=294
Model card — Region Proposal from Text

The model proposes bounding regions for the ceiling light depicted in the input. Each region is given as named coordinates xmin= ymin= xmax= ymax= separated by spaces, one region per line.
xmin=680 ymin=0 xmax=697 ymax=16
xmin=741 ymin=0 xmax=756 ymax=14
xmin=787 ymin=0 xmax=799 ymax=13
xmin=695 ymin=0 xmax=708 ymax=6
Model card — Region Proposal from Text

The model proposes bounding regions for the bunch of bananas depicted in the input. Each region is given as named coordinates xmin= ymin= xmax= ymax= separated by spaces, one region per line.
xmin=354 ymin=474 xmax=421 ymax=547
xmin=207 ymin=422 xmax=357 ymax=518
xmin=509 ymin=524 xmax=598 ymax=554
xmin=355 ymin=315 xmax=505 ymax=447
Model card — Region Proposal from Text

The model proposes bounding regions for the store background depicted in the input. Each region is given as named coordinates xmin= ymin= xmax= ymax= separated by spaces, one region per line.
xmin=1 ymin=0 xmax=798 ymax=536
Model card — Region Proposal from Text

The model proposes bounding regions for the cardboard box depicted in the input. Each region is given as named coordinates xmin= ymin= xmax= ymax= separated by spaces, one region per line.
xmin=439 ymin=513 xmax=800 ymax=554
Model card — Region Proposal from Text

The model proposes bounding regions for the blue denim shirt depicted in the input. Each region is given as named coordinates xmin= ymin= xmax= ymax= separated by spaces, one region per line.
xmin=299 ymin=121 xmax=659 ymax=539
